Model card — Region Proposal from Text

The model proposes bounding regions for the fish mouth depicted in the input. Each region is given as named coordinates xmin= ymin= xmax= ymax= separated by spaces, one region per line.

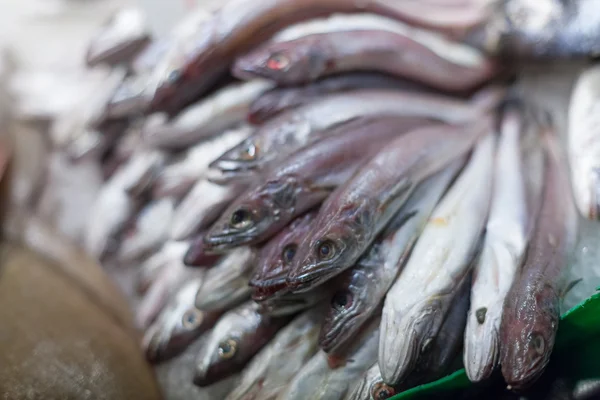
xmin=143 ymin=325 xmax=169 ymax=363
xmin=231 ymin=57 xmax=262 ymax=81
xmin=502 ymin=357 xmax=548 ymax=391
xmin=319 ymin=310 xmax=362 ymax=354
xmin=250 ymin=277 xmax=288 ymax=301
xmin=183 ymin=242 xmax=223 ymax=267
xmin=286 ymin=264 xmax=336 ymax=293
xmin=464 ymin=311 xmax=500 ymax=382
xmin=206 ymin=166 xmax=257 ymax=185
xmin=203 ymin=231 xmax=257 ymax=252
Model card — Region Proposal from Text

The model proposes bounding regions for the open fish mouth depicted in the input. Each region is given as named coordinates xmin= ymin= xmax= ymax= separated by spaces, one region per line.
xmin=203 ymin=232 xmax=257 ymax=251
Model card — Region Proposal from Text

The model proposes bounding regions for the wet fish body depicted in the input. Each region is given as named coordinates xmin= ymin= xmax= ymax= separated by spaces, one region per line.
xmin=288 ymin=118 xmax=492 ymax=293
xmin=194 ymin=247 xmax=256 ymax=312
xmin=135 ymin=241 xmax=186 ymax=295
xmin=143 ymin=81 xmax=272 ymax=149
xmin=568 ymin=64 xmax=600 ymax=220
xmin=321 ymin=160 xmax=464 ymax=355
xmin=210 ymin=88 xmax=501 ymax=181
xmin=278 ymin=317 xmax=380 ymax=400
xmin=104 ymin=74 xmax=153 ymax=119
xmin=499 ymin=129 xmax=579 ymax=390
xmin=379 ymin=134 xmax=495 ymax=385
xmin=225 ymin=309 xmax=322 ymax=400
xmin=194 ymin=301 xmax=290 ymax=387
xmin=204 ymin=116 xmax=431 ymax=251
xmin=464 ymin=106 xmax=544 ymax=382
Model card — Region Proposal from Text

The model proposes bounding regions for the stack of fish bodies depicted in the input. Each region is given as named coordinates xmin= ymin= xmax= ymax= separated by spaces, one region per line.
xmin=74 ymin=0 xmax=600 ymax=398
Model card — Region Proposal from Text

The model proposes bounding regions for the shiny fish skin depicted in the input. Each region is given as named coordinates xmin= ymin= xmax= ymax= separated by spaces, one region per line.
xmin=117 ymin=197 xmax=175 ymax=263
xmin=193 ymin=301 xmax=290 ymax=387
xmin=136 ymin=241 xmax=199 ymax=329
xmin=204 ymin=116 xmax=430 ymax=252
xmin=194 ymin=247 xmax=256 ymax=312
xmin=142 ymin=274 xmax=222 ymax=362
xmin=152 ymin=126 xmax=251 ymax=199
xmin=86 ymin=8 xmax=150 ymax=67
xmin=235 ymin=26 xmax=493 ymax=90
xmin=499 ymin=130 xmax=579 ymax=390
xmin=464 ymin=107 xmax=544 ymax=382
xmin=288 ymin=118 xmax=492 ymax=293
xmin=464 ymin=0 xmax=600 ymax=59
xmin=104 ymin=74 xmax=153 ymax=119
xmin=84 ymin=150 xmax=165 ymax=259
xmin=225 ymin=309 xmax=322 ymax=400
xmin=170 ymin=180 xmax=245 ymax=241
xmin=250 ymin=212 xmax=317 ymax=301
xmin=379 ymin=134 xmax=495 ymax=385
xmin=183 ymin=234 xmax=224 ymax=267
xmin=321 ymin=160 xmax=464 ymax=355
xmin=143 ymin=81 xmax=272 ymax=149
xmin=568 ymin=65 xmax=600 ymax=220
xmin=150 ymin=0 xmax=492 ymax=114
xmin=135 ymin=241 xmax=186 ymax=295
xmin=248 ymin=73 xmax=432 ymax=124
xmin=209 ymin=88 xmax=502 ymax=182
xmin=278 ymin=317 xmax=380 ymax=400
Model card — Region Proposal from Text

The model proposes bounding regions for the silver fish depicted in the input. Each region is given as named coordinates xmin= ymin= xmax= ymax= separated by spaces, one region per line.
xmin=195 ymin=247 xmax=256 ymax=312
xmin=225 ymin=309 xmax=322 ymax=400
xmin=464 ymin=106 xmax=544 ymax=382
xmin=104 ymin=74 xmax=153 ymax=119
xmin=568 ymin=64 xmax=600 ymax=220
xmin=278 ymin=316 xmax=380 ymax=400
xmin=170 ymin=180 xmax=246 ymax=241
xmin=287 ymin=118 xmax=492 ymax=293
xmin=379 ymin=134 xmax=495 ymax=385
xmin=321 ymin=160 xmax=464 ymax=355
xmin=84 ymin=150 xmax=165 ymax=259
xmin=86 ymin=8 xmax=150 ymax=67
xmin=117 ymin=197 xmax=176 ymax=263
xmin=143 ymin=81 xmax=272 ymax=149
xmin=143 ymin=274 xmax=222 ymax=362
xmin=499 ymin=126 xmax=579 ymax=390
xmin=209 ymin=87 xmax=503 ymax=182
xmin=135 ymin=240 xmax=194 ymax=329
xmin=135 ymin=240 xmax=187 ymax=295
xmin=153 ymin=125 xmax=252 ymax=199
xmin=194 ymin=301 xmax=290 ymax=387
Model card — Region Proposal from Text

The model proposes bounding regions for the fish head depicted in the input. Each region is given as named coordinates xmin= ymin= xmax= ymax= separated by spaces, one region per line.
xmin=203 ymin=178 xmax=300 ymax=251
xmin=319 ymin=270 xmax=370 ymax=353
xmin=142 ymin=279 xmax=208 ymax=362
xmin=208 ymin=135 xmax=267 ymax=179
xmin=287 ymin=202 xmax=374 ymax=292
xmin=500 ymin=287 xmax=559 ymax=390
xmin=233 ymin=37 xmax=328 ymax=84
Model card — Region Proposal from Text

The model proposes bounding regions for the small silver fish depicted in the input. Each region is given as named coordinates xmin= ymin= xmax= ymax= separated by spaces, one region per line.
xmin=118 ymin=197 xmax=176 ymax=263
xmin=568 ymin=64 xmax=600 ymax=220
xmin=194 ymin=301 xmax=290 ymax=387
xmin=143 ymin=275 xmax=222 ymax=362
xmin=278 ymin=316 xmax=380 ymax=400
xmin=379 ymin=134 xmax=495 ymax=385
xmin=143 ymin=81 xmax=273 ymax=149
xmin=195 ymin=247 xmax=256 ymax=312
xmin=225 ymin=309 xmax=322 ymax=400
xmin=170 ymin=180 xmax=246 ymax=241
xmin=153 ymin=125 xmax=252 ymax=199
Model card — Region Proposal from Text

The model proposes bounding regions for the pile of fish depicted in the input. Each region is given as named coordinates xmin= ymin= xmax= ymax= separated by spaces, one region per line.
xmin=42 ymin=1 xmax=600 ymax=398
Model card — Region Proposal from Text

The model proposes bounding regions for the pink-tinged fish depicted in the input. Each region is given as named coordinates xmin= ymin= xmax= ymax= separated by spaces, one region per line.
xmin=204 ymin=116 xmax=430 ymax=252
xmin=499 ymin=124 xmax=579 ymax=390
xmin=287 ymin=117 xmax=492 ymax=293
xmin=86 ymin=8 xmax=150 ymax=67
xmin=149 ymin=0 xmax=493 ymax=114
xmin=321 ymin=160 xmax=463 ymax=355
xmin=193 ymin=301 xmax=291 ymax=387
xmin=209 ymin=87 xmax=503 ymax=182
xmin=234 ymin=25 xmax=494 ymax=91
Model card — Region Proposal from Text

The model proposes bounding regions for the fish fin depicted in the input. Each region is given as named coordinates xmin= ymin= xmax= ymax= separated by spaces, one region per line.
xmin=561 ymin=278 xmax=583 ymax=299
xmin=378 ymin=178 xmax=413 ymax=213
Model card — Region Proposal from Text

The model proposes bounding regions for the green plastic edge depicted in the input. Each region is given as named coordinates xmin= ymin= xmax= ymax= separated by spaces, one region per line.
xmin=390 ymin=291 xmax=600 ymax=400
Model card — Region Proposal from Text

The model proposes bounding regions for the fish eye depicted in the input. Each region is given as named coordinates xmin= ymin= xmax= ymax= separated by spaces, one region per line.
xmin=371 ymin=382 xmax=396 ymax=399
xmin=266 ymin=52 xmax=290 ymax=71
xmin=240 ymin=142 xmax=257 ymax=160
xmin=218 ymin=338 xmax=238 ymax=359
xmin=282 ymin=244 xmax=297 ymax=264
xmin=181 ymin=309 xmax=203 ymax=329
xmin=331 ymin=290 xmax=353 ymax=311
xmin=230 ymin=208 xmax=254 ymax=229
xmin=531 ymin=333 xmax=545 ymax=355
xmin=315 ymin=239 xmax=336 ymax=261
xmin=167 ymin=68 xmax=181 ymax=83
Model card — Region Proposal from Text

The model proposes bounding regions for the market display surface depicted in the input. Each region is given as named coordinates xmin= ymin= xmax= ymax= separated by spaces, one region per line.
xmin=35 ymin=0 xmax=600 ymax=398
